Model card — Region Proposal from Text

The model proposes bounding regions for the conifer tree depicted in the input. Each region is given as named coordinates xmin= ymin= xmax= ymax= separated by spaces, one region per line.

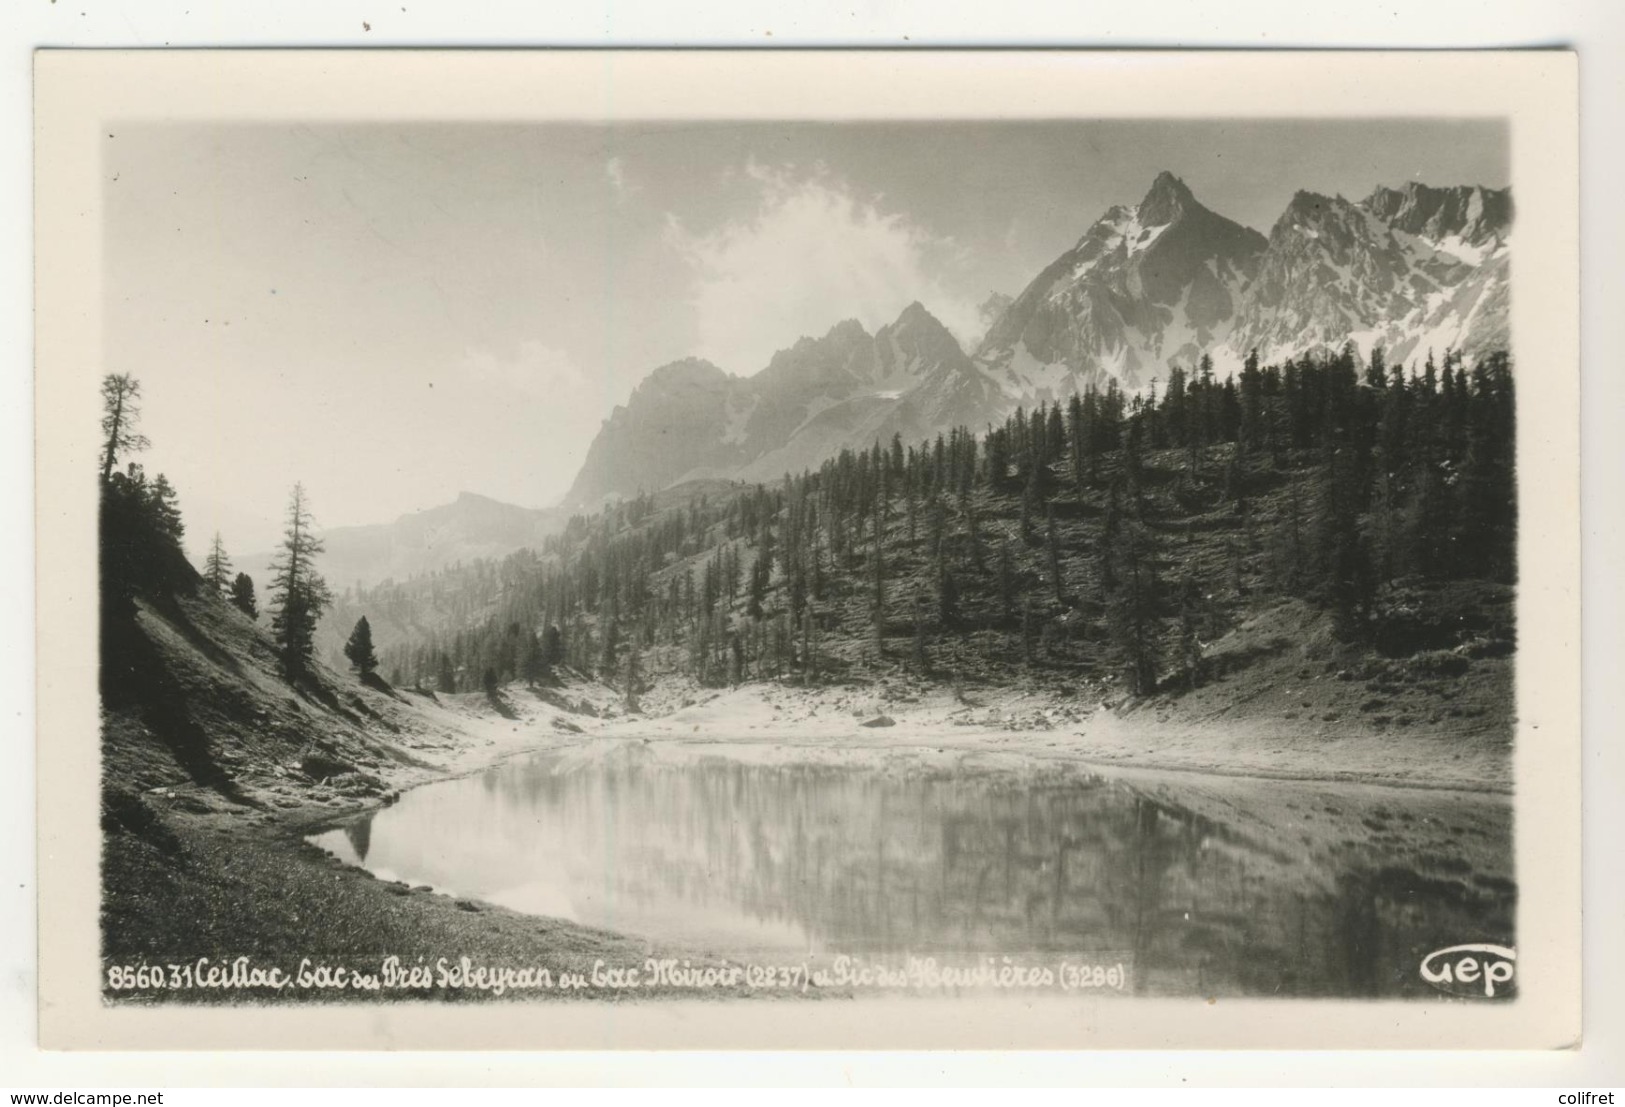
xmin=1045 ymin=504 xmax=1065 ymax=603
xmin=1177 ymin=577 xmax=1205 ymax=691
xmin=1020 ymin=464 xmax=1042 ymax=543
xmin=1105 ymin=520 xmax=1160 ymax=696
xmin=540 ymin=624 xmax=563 ymax=674
xmin=801 ymin=609 xmax=817 ymax=685
xmin=1365 ymin=343 xmax=1388 ymax=391
xmin=1238 ymin=349 xmax=1263 ymax=456
xmin=520 ymin=629 xmax=543 ymax=686
xmin=1123 ymin=420 xmax=1144 ymax=508
xmin=1067 ymin=393 xmax=1089 ymax=489
xmin=99 ymin=374 xmax=150 ymax=483
xmin=870 ymin=509 xmax=885 ymax=658
xmin=268 ymin=482 xmax=333 ymax=678
xmin=203 ymin=532 xmax=233 ymax=594
xmin=938 ymin=566 xmax=961 ymax=629
xmin=344 ymin=615 xmax=379 ymax=676
xmin=1018 ymin=597 xmax=1033 ymax=667
xmin=598 ymin=611 xmax=620 ymax=677
xmin=747 ymin=553 xmax=769 ymax=618
xmin=624 ymin=644 xmax=642 ymax=711
xmin=149 ymin=474 xmax=185 ymax=544
xmin=229 ymin=572 xmax=258 ymax=619
xmin=997 ymin=538 xmax=1016 ymax=625
xmin=1098 ymin=485 xmax=1121 ymax=598
xmin=965 ymin=500 xmax=986 ymax=571
xmin=789 ymin=566 xmax=807 ymax=622
xmin=912 ymin=593 xmax=929 ymax=671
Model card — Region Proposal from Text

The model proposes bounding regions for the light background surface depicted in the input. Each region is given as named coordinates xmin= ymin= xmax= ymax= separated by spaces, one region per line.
xmin=5 ymin=1 xmax=1623 ymax=1089
xmin=30 ymin=45 xmax=1583 ymax=1054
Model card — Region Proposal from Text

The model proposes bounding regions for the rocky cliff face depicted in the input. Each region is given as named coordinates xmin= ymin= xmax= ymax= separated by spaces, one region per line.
xmin=567 ymin=304 xmax=987 ymax=502
xmin=566 ymin=357 xmax=750 ymax=506
xmin=1229 ymin=184 xmax=1510 ymax=366
xmin=975 ymin=172 xmax=1268 ymax=398
xmin=1362 ymin=182 xmax=1512 ymax=250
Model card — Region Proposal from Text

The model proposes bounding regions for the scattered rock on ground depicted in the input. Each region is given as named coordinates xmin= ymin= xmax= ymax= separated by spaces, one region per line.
xmin=299 ymin=751 xmax=356 ymax=781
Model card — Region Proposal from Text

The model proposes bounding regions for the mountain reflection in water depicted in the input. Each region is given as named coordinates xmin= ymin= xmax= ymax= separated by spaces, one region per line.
xmin=309 ymin=745 xmax=1514 ymax=997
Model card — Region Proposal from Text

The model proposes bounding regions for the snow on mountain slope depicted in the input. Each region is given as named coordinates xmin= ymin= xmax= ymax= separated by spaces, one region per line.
xmin=1228 ymin=185 xmax=1509 ymax=364
xmin=974 ymin=172 xmax=1268 ymax=401
xmin=566 ymin=173 xmax=1512 ymax=503
xmin=972 ymin=174 xmax=1510 ymax=411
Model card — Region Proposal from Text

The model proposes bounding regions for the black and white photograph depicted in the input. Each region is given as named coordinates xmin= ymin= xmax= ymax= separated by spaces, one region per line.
xmin=32 ymin=51 xmax=1582 ymax=1051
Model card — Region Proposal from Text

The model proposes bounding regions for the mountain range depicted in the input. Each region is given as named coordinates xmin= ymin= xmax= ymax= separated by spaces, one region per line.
xmin=569 ymin=172 xmax=1511 ymax=504
xmin=566 ymin=304 xmax=999 ymax=505
xmin=236 ymin=492 xmax=566 ymax=595
xmin=249 ymin=171 xmax=1511 ymax=587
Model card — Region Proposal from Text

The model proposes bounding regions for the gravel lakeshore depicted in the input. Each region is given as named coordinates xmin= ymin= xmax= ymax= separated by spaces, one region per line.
xmin=99 ymin=660 xmax=783 ymax=1004
xmin=100 ymin=653 xmax=1513 ymax=1005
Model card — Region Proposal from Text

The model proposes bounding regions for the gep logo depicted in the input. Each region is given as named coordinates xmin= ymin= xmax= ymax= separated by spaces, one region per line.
xmin=1420 ymin=943 xmax=1516 ymax=998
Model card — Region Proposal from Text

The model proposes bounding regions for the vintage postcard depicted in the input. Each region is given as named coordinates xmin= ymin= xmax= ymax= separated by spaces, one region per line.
xmin=34 ymin=51 xmax=1580 ymax=1050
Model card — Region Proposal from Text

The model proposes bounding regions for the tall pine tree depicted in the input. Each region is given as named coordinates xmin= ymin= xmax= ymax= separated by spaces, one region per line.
xmin=229 ymin=572 xmax=258 ymax=619
xmin=203 ymin=532 xmax=233 ymax=594
xmin=268 ymin=482 xmax=332 ymax=678
xmin=344 ymin=615 xmax=379 ymax=676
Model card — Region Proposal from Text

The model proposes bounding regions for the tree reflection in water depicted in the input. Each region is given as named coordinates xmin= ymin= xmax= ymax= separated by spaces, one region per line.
xmin=313 ymin=750 xmax=1514 ymax=998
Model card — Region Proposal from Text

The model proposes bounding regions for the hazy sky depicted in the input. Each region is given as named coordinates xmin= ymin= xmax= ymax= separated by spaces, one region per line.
xmin=104 ymin=119 xmax=1507 ymax=554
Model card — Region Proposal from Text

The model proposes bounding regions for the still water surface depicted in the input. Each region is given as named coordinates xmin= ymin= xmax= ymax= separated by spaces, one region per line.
xmin=309 ymin=742 xmax=1514 ymax=996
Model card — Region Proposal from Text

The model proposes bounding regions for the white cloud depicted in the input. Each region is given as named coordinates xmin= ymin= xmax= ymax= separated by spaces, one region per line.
xmin=665 ymin=163 xmax=979 ymax=373
xmin=605 ymin=156 xmax=635 ymax=200
xmin=460 ymin=340 xmax=621 ymax=442
xmin=462 ymin=340 xmax=595 ymax=402
xmin=454 ymin=340 xmax=624 ymax=503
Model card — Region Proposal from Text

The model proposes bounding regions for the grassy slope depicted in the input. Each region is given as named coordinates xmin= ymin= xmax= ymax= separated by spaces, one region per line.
xmin=98 ymin=579 xmax=760 ymax=1002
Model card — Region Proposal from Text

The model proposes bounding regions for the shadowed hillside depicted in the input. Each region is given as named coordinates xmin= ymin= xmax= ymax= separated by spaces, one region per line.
xmin=359 ymin=345 xmax=1515 ymax=763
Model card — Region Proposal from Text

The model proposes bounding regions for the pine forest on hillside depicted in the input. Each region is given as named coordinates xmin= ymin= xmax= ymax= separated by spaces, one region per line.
xmin=330 ymin=345 xmax=1515 ymax=706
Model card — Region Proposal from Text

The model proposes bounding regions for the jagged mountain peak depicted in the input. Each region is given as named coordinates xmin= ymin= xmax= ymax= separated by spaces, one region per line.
xmin=1279 ymin=189 xmax=1347 ymax=222
xmin=1267 ymin=191 xmax=1374 ymax=253
xmin=825 ymin=317 xmax=872 ymax=343
xmin=889 ymin=300 xmax=936 ymax=328
xmin=763 ymin=317 xmax=866 ymax=367
xmin=1361 ymin=181 xmax=1512 ymax=247
xmin=875 ymin=301 xmax=971 ymax=381
xmin=880 ymin=300 xmax=956 ymax=343
xmin=1137 ymin=170 xmax=1199 ymax=226
xmin=1363 ymin=179 xmax=1500 ymax=209
xmin=636 ymin=356 xmax=732 ymax=394
xmin=571 ymin=299 xmax=991 ymax=502
xmin=1234 ymin=178 xmax=1510 ymax=367
xmin=975 ymin=170 xmax=1268 ymax=394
